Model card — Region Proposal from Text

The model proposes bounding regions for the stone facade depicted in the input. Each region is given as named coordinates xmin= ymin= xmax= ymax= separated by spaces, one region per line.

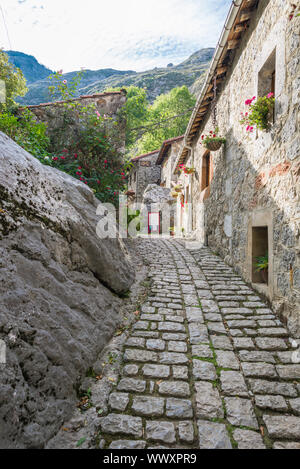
xmin=158 ymin=136 xmax=184 ymax=189
xmin=173 ymin=0 xmax=300 ymax=335
xmin=20 ymin=91 xmax=127 ymax=153
xmin=128 ymin=151 xmax=161 ymax=205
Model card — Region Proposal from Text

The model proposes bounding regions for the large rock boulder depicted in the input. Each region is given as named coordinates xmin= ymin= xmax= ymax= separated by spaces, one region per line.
xmin=0 ymin=132 xmax=135 ymax=448
xmin=143 ymin=184 xmax=174 ymax=207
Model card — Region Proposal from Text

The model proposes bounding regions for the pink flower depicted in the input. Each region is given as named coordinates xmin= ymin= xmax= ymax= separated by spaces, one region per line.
xmin=96 ymin=111 xmax=101 ymax=118
xmin=74 ymin=153 xmax=78 ymax=158
xmin=245 ymin=99 xmax=252 ymax=106
xmin=267 ymin=92 xmax=274 ymax=99
xmin=63 ymin=80 xmax=67 ymax=84
xmin=60 ymin=156 xmax=66 ymax=160
xmin=76 ymin=171 xmax=82 ymax=176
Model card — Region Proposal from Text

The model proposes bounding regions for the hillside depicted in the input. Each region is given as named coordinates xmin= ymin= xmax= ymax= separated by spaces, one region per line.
xmin=6 ymin=51 xmax=53 ymax=84
xmin=13 ymin=48 xmax=214 ymax=105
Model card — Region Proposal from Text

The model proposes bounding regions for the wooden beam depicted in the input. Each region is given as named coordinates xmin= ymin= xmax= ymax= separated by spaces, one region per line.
xmin=216 ymin=65 xmax=228 ymax=76
xmin=227 ymin=39 xmax=240 ymax=50
xmin=234 ymin=23 xmax=247 ymax=33
xmin=198 ymin=106 xmax=208 ymax=113
xmin=239 ymin=9 xmax=252 ymax=22
xmin=205 ymin=92 xmax=214 ymax=99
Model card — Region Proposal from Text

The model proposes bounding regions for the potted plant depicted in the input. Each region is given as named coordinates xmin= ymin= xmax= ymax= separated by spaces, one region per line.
xmin=240 ymin=93 xmax=275 ymax=132
xmin=171 ymin=191 xmax=179 ymax=198
xmin=255 ymin=252 xmax=269 ymax=284
xmin=201 ymin=127 xmax=226 ymax=152
xmin=174 ymin=184 xmax=183 ymax=193
xmin=183 ymin=166 xmax=196 ymax=174
xmin=169 ymin=227 xmax=175 ymax=237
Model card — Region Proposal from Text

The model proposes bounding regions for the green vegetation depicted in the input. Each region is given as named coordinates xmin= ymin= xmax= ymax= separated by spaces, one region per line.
xmin=0 ymin=67 xmax=128 ymax=206
xmin=0 ymin=50 xmax=27 ymax=110
xmin=255 ymin=253 xmax=268 ymax=272
xmin=108 ymin=84 xmax=196 ymax=156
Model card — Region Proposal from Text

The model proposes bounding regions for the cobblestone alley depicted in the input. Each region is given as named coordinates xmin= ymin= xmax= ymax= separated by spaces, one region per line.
xmin=98 ymin=239 xmax=300 ymax=449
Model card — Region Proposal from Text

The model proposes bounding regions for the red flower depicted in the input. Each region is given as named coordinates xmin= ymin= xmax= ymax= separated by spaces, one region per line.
xmin=61 ymin=156 xmax=66 ymax=160
xmin=53 ymin=157 xmax=58 ymax=161
xmin=76 ymin=171 xmax=82 ymax=176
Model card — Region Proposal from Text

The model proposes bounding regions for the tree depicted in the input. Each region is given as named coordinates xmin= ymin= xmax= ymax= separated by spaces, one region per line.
xmin=105 ymin=85 xmax=195 ymax=157
xmin=0 ymin=50 xmax=27 ymax=110
xmin=105 ymin=85 xmax=149 ymax=149
xmin=135 ymin=86 xmax=195 ymax=154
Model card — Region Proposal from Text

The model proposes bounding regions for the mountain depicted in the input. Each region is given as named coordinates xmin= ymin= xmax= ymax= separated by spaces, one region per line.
xmin=6 ymin=51 xmax=53 ymax=84
xmin=10 ymin=48 xmax=214 ymax=105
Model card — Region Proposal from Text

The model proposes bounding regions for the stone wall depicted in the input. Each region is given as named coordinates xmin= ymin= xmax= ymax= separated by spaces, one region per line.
xmin=20 ymin=91 xmax=127 ymax=153
xmin=128 ymin=151 xmax=161 ymax=205
xmin=161 ymin=140 xmax=183 ymax=189
xmin=186 ymin=0 xmax=300 ymax=335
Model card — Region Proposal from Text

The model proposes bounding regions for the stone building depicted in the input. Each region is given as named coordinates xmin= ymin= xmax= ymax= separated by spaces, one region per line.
xmin=157 ymin=136 xmax=184 ymax=188
xmin=20 ymin=90 xmax=127 ymax=153
xmin=127 ymin=150 xmax=161 ymax=204
xmin=173 ymin=0 xmax=300 ymax=335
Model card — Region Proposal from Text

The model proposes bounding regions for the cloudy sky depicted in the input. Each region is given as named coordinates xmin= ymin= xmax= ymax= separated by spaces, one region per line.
xmin=0 ymin=0 xmax=232 ymax=72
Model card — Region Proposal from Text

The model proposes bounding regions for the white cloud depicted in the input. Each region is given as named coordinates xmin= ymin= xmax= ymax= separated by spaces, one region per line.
xmin=0 ymin=0 xmax=232 ymax=72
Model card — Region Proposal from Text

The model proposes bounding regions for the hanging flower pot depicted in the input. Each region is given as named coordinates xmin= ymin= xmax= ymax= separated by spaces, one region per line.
xmin=171 ymin=191 xmax=179 ymax=198
xmin=201 ymin=127 xmax=226 ymax=152
xmin=174 ymin=185 xmax=183 ymax=193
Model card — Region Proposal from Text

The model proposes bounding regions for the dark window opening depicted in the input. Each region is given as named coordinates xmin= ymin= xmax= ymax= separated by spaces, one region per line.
xmin=134 ymin=172 xmax=137 ymax=183
xmin=252 ymin=226 xmax=269 ymax=285
xmin=258 ymin=49 xmax=276 ymax=123
xmin=201 ymin=152 xmax=211 ymax=191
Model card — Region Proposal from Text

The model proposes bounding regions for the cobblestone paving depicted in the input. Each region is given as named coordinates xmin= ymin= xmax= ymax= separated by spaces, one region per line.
xmin=100 ymin=239 xmax=300 ymax=449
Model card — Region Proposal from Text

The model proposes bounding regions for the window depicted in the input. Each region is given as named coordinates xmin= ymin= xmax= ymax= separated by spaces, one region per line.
xmin=258 ymin=49 xmax=276 ymax=97
xmin=201 ymin=152 xmax=211 ymax=191
xmin=258 ymin=50 xmax=276 ymax=124
xmin=252 ymin=226 xmax=269 ymax=285
xmin=134 ymin=172 xmax=137 ymax=183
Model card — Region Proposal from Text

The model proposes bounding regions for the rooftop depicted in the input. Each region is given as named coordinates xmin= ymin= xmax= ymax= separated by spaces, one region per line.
xmin=156 ymin=136 xmax=185 ymax=166
xmin=131 ymin=150 xmax=160 ymax=162
xmin=174 ymin=0 xmax=259 ymax=172
xmin=21 ymin=90 xmax=127 ymax=110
